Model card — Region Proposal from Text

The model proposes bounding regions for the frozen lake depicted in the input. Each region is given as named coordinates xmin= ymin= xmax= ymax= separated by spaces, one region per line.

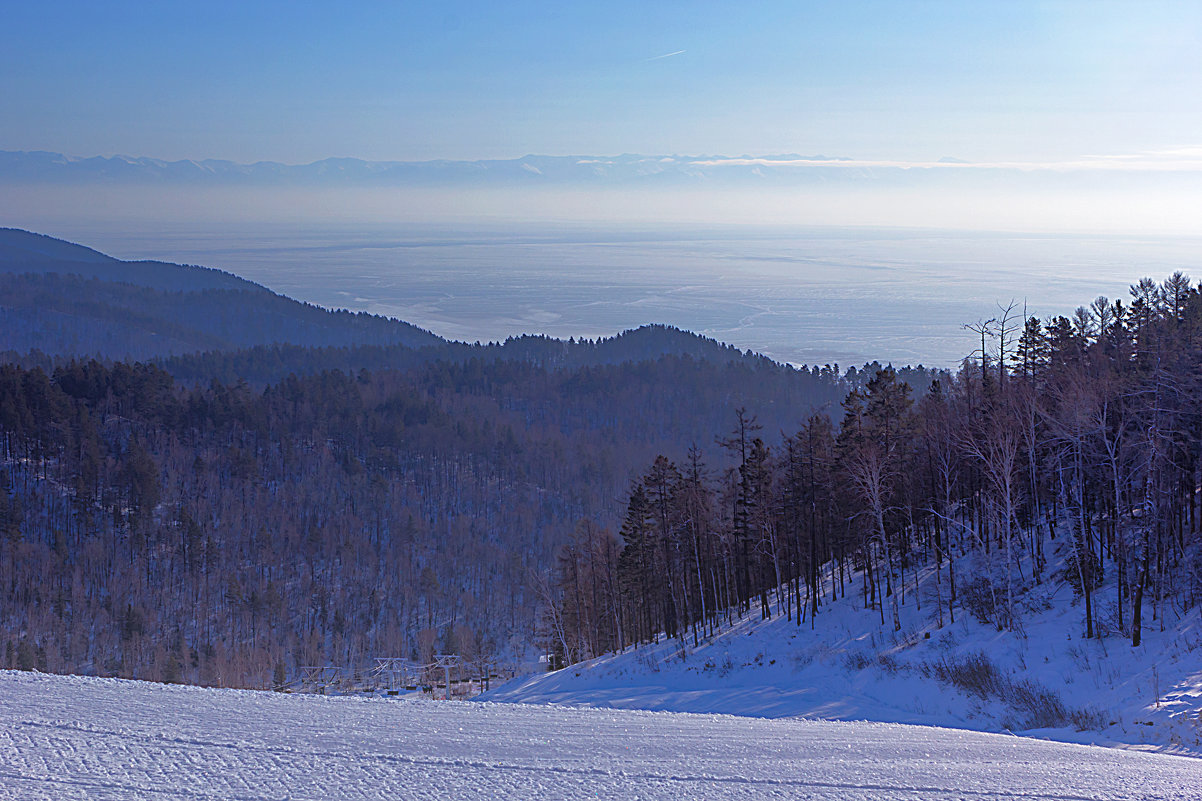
xmin=51 ymin=222 xmax=1202 ymax=367
xmin=3 ymin=670 xmax=1201 ymax=800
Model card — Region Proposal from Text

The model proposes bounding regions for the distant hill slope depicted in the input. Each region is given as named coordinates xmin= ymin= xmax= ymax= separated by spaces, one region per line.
xmin=0 ymin=233 xmax=937 ymax=696
xmin=0 ymin=228 xmax=113 ymax=264
xmin=0 ymin=228 xmax=443 ymax=359
xmin=0 ymin=228 xmax=261 ymax=292
xmin=0 ymin=229 xmax=828 ymax=379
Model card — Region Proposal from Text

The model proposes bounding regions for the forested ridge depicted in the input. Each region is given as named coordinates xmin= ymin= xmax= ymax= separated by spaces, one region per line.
xmin=0 ymin=228 xmax=440 ymax=360
xmin=156 ymin=324 xmax=792 ymax=386
xmin=546 ymin=274 xmax=1202 ymax=669
xmin=0 ymin=271 xmax=443 ymax=360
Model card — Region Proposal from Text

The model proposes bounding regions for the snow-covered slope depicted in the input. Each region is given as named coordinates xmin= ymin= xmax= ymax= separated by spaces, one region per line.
xmin=3 ymin=670 xmax=1201 ymax=800
xmin=485 ymin=535 xmax=1202 ymax=756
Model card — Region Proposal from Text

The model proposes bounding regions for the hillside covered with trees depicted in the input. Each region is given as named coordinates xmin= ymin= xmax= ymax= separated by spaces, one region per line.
xmin=12 ymin=230 xmax=1196 ymax=701
xmin=546 ymin=274 xmax=1202 ymax=672
xmin=0 ymin=228 xmax=441 ymax=360
xmin=0 ymin=347 xmax=855 ymax=684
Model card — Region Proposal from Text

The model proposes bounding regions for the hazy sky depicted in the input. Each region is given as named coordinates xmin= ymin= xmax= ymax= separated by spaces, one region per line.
xmin=3 ymin=1 xmax=1201 ymax=165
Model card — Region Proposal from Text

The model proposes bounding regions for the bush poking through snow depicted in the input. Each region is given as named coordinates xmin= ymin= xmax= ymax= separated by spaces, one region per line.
xmin=842 ymin=650 xmax=904 ymax=675
xmin=1008 ymin=679 xmax=1071 ymax=729
xmin=1020 ymin=591 xmax=1054 ymax=615
xmin=922 ymin=651 xmax=1106 ymax=731
xmin=959 ymin=576 xmax=1013 ymax=629
xmin=923 ymin=652 xmax=1009 ymax=699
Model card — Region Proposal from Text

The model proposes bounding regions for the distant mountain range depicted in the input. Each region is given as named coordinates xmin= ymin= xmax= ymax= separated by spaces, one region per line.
xmin=0 ymin=150 xmax=897 ymax=187
xmin=0 ymin=149 xmax=1092 ymax=189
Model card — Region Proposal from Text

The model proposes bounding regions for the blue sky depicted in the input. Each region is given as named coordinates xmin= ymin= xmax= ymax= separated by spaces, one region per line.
xmin=3 ymin=1 xmax=1200 ymax=164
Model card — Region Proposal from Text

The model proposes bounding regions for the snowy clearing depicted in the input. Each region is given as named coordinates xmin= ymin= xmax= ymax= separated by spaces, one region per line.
xmin=486 ymin=534 xmax=1202 ymax=756
xmin=2 ymin=670 xmax=1202 ymax=800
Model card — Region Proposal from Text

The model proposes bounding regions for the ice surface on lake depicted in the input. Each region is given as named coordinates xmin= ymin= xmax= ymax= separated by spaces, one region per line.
xmin=54 ymin=223 xmax=1202 ymax=367
xmin=2 ymin=670 xmax=1201 ymax=799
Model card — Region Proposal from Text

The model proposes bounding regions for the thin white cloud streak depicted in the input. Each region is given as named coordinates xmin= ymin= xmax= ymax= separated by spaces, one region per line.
xmin=1080 ymin=145 xmax=1202 ymax=162
xmin=683 ymin=155 xmax=1202 ymax=172
xmin=575 ymin=146 xmax=1202 ymax=172
xmin=646 ymin=49 xmax=685 ymax=61
xmin=569 ymin=150 xmax=1202 ymax=172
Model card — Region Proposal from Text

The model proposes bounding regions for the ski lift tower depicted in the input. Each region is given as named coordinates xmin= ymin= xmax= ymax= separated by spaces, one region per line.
xmin=434 ymin=654 xmax=461 ymax=700
xmin=298 ymin=665 xmax=341 ymax=694
xmin=372 ymin=657 xmax=422 ymax=692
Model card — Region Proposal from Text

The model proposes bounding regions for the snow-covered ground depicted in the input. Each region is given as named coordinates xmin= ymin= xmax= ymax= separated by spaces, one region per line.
xmin=485 ymin=537 xmax=1202 ymax=757
xmin=3 ymin=669 xmax=1201 ymax=800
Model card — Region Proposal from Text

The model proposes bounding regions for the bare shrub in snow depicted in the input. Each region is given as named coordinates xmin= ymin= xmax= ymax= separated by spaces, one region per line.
xmin=924 ymin=652 xmax=1106 ymax=731
xmin=1068 ymin=706 xmax=1109 ymax=732
xmin=1020 ymin=591 xmax=1054 ymax=615
xmin=935 ymin=631 xmax=958 ymax=651
xmin=924 ymin=652 xmax=1008 ymax=699
xmin=959 ymin=576 xmax=1016 ymax=630
xmin=1008 ymin=679 xmax=1070 ymax=729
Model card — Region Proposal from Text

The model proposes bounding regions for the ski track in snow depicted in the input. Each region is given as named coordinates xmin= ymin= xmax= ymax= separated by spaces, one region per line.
xmin=2 ymin=671 xmax=1201 ymax=800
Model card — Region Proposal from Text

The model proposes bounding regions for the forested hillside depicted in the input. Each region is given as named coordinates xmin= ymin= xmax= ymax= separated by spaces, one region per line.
xmin=0 ymin=229 xmax=911 ymax=691
xmin=12 ymin=227 xmax=1189 ymax=698
xmin=159 ymin=324 xmax=784 ymax=386
xmin=547 ymin=275 xmax=1202 ymax=670
xmin=0 ymin=350 xmax=849 ymax=685
xmin=0 ymin=228 xmax=258 ymax=291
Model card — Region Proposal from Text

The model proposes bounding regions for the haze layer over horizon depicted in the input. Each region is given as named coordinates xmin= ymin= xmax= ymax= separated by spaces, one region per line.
xmin=3 ymin=1 xmax=1201 ymax=365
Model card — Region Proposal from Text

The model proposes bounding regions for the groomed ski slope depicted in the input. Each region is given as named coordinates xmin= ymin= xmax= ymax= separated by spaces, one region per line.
xmin=3 ymin=670 xmax=1201 ymax=800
